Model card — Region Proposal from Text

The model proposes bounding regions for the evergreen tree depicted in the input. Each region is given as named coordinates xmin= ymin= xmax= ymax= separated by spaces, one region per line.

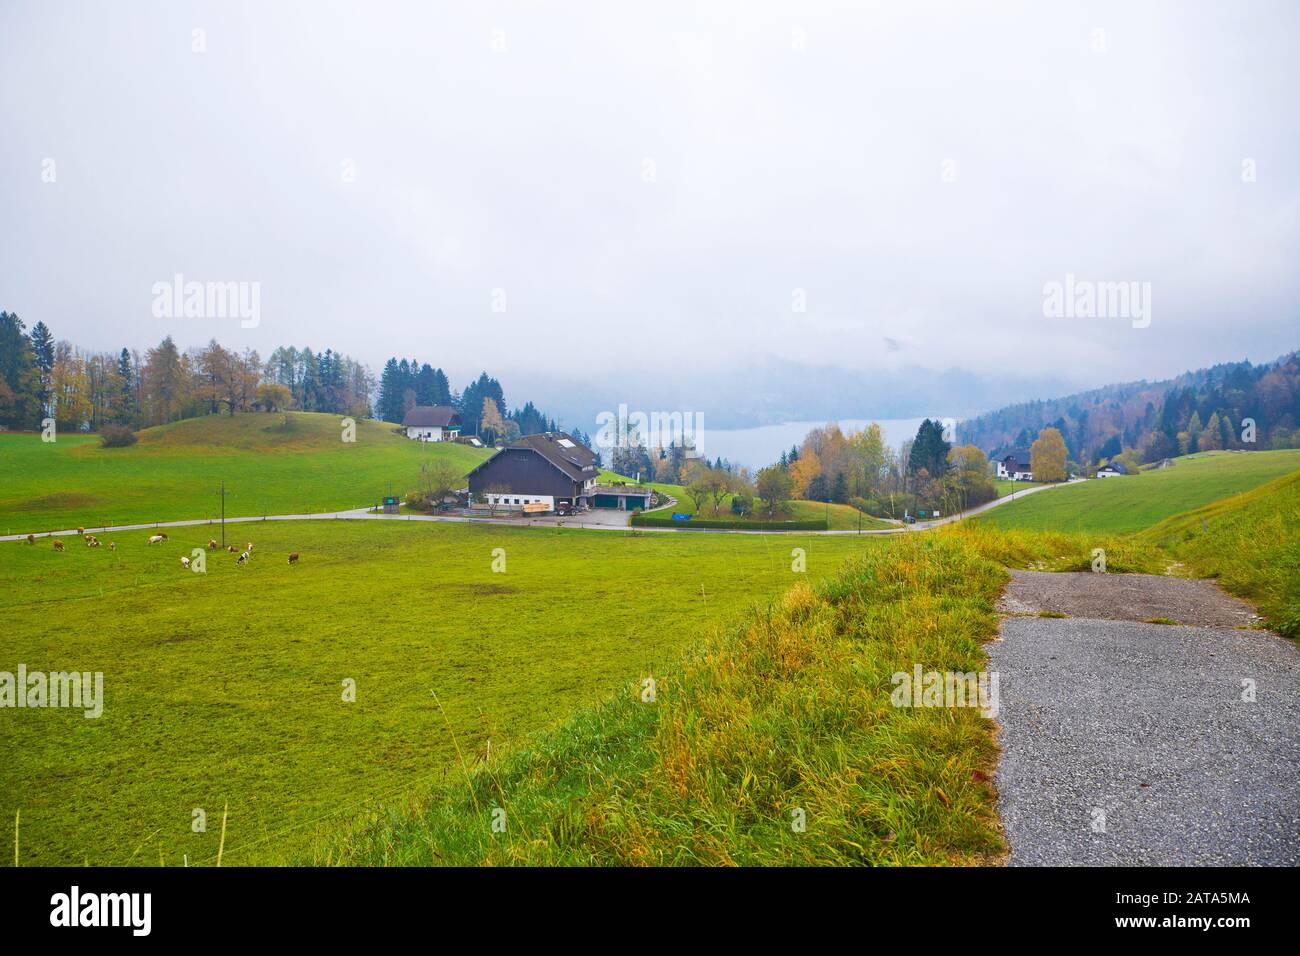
xmin=28 ymin=320 xmax=55 ymax=414
xmin=0 ymin=311 xmax=40 ymax=428
xmin=415 ymin=363 xmax=437 ymax=406
xmin=908 ymin=419 xmax=951 ymax=476
xmin=116 ymin=348 xmax=136 ymax=423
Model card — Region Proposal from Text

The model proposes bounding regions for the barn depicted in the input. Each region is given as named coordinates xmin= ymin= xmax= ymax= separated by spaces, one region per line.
xmin=466 ymin=432 xmax=599 ymax=512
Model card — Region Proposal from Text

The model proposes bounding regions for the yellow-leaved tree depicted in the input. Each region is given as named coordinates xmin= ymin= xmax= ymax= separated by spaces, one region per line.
xmin=1030 ymin=427 xmax=1068 ymax=482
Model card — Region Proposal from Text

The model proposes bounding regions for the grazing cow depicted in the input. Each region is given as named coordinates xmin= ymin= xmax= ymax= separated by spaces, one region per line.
xmin=208 ymin=539 xmax=218 ymax=550
xmin=246 ymin=542 xmax=254 ymax=555
xmin=287 ymin=552 xmax=299 ymax=564
xmin=25 ymin=534 xmax=34 ymax=545
xmin=180 ymin=556 xmax=191 ymax=569
xmin=53 ymin=540 xmax=65 ymax=552
xmin=108 ymin=542 xmax=117 ymax=552
xmin=148 ymin=534 xmax=166 ymax=546
xmin=227 ymin=545 xmax=238 ymax=553
xmin=86 ymin=537 xmax=100 ymax=548
xmin=77 ymin=527 xmax=84 ymax=535
xmin=236 ymin=551 xmax=249 ymax=566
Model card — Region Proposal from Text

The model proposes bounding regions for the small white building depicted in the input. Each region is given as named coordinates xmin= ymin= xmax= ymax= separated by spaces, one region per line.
xmin=1097 ymin=462 xmax=1130 ymax=478
xmin=995 ymin=449 xmax=1033 ymax=481
xmin=402 ymin=405 xmax=462 ymax=441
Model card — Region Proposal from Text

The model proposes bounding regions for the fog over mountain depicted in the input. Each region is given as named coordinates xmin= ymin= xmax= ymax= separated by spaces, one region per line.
xmin=2 ymin=0 xmax=1296 ymax=429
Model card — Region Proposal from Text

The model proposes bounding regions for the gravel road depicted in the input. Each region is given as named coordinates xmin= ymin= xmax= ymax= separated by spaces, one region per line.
xmin=990 ymin=608 xmax=1300 ymax=865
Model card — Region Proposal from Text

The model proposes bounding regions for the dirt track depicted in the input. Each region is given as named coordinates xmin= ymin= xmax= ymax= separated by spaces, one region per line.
xmin=998 ymin=569 xmax=1261 ymax=627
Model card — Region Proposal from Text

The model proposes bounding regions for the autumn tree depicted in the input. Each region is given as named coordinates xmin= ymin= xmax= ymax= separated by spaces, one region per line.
xmin=755 ymin=465 xmax=794 ymax=517
xmin=788 ymin=453 xmax=821 ymax=499
xmin=257 ymin=382 xmax=293 ymax=411
xmin=1199 ymin=412 xmax=1224 ymax=450
xmin=1029 ymin=427 xmax=1068 ymax=482
xmin=479 ymin=396 xmax=505 ymax=444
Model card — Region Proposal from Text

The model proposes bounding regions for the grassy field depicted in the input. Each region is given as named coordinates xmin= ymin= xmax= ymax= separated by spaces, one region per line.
xmin=5 ymin=420 xmax=1294 ymax=867
xmin=0 ymin=518 xmax=887 ymax=866
xmin=309 ymin=531 xmax=1008 ymax=865
xmin=993 ymin=479 xmax=1020 ymax=498
xmin=0 ymin=412 xmax=491 ymax=532
xmin=973 ymin=449 xmax=1300 ymax=533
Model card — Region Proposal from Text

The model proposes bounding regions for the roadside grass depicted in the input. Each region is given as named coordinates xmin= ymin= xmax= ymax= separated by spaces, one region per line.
xmin=950 ymin=524 xmax=1166 ymax=575
xmin=0 ymin=412 xmax=491 ymax=531
xmin=972 ymin=449 xmax=1300 ymax=534
xmin=0 ymin=518 xmax=886 ymax=865
xmin=992 ymin=479 xmax=1020 ymax=498
xmin=1138 ymin=470 xmax=1300 ymax=637
xmin=308 ymin=532 xmax=1007 ymax=866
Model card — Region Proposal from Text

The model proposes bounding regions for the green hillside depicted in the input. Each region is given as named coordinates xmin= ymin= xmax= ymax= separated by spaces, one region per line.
xmin=1139 ymin=470 xmax=1300 ymax=636
xmin=973 ymin=449 xmax=1300 ymax=533
xmin=0 ymin=412 xmax=491 ymax=532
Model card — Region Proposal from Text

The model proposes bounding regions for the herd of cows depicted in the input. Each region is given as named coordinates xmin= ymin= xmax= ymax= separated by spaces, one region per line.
xmin=21 ymin=530 xmax=300 ymax=566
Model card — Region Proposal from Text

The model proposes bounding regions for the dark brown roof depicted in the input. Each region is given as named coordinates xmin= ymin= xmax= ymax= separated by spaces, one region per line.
xmin=402 ymin=405 xmax=461 ymax=428
xmin=465 ymin=431 xmax=599 ymax=483
xmin=514 ymin=432 xmax=599 ymax=480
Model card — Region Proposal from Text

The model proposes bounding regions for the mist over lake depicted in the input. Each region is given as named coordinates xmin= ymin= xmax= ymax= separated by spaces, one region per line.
xmin=697 ymin=418 xmax=928 ymax=471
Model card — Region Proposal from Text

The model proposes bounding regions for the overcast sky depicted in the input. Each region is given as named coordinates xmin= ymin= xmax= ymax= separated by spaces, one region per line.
xmin=2 ymin=0 xmax=1296 ymax=425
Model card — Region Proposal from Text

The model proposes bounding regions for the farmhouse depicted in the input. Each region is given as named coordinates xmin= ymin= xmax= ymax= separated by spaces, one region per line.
xmin=1097 ymin=461 xmax=1130 ymax=477
xmin=995 ymin=449 xmax=1033 ymax=481
xmin=467 ymin=431 xmax=599 ymax=511
xmin=402 ymin=405 xmax=462 ymax=441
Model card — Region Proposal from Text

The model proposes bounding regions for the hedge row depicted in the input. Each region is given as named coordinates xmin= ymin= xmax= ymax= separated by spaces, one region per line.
xmin=631 ymin=513 xmax=827 ymax=531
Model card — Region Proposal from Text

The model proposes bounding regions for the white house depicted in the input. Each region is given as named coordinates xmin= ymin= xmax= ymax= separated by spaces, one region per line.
xmin=995 ymin=449 xmax=1033 ymax=481
xmin=401 ymin=405 xmax=462 ymax=441
xmin=1097 ymin=462 xmax=1130 ymax=478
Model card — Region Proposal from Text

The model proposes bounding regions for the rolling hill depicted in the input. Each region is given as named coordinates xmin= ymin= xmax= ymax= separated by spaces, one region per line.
xmin=0 ymin=411 xmax=492 ymax=532
xmin=972 ymin=449 xmax=1300 ymax=533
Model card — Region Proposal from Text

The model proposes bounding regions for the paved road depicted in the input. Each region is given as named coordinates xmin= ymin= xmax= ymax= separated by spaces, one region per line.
xmin=991 ymin=577 xmax=1300 ymax=866
xmin=0 ymin=479 xmax=1066 ymax=542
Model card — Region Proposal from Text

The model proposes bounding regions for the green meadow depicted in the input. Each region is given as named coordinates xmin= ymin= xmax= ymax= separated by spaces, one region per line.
xmin=608 ymin=472 xmax=893 ymax=531
xmin=3 ymin=416 xmax=1295 ymax=868
xmin=0 ymin=518 xmax=883 ymax=865
xmin=973 ymin=449 xmax=1300 ymax=533
xmin=0 ymin=412 xmax=491 ymax=533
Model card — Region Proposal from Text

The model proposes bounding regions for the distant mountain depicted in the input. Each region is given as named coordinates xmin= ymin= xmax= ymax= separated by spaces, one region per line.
xmin=511 ymin=358 xmax=1073 ymax=433
xmin=956 ymin=351 xmax=1300 ymax=465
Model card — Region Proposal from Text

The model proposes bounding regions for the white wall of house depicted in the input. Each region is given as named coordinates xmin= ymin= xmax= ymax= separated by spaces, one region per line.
xmin=482 ymin=493 xmax=555 ymax=508
xmin=407 ymin=426 xmax=444 ymax=441
xmin=1097 ymin=469 xmax=1120 ymax=477
xmin=997 ymin=461 xmax=1033 ymax=480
